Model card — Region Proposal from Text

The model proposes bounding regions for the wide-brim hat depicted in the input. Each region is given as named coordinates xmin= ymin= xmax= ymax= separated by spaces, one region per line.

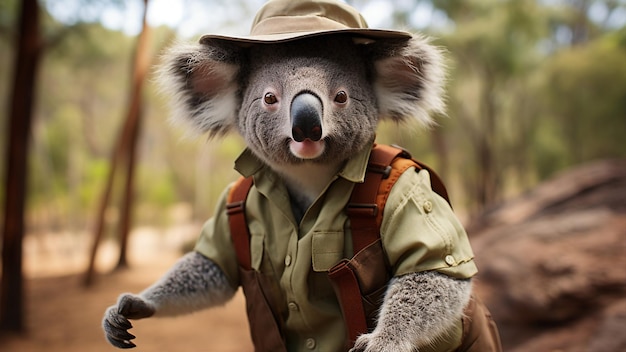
xmin=199 ymin=0 xmax=412 ymax=45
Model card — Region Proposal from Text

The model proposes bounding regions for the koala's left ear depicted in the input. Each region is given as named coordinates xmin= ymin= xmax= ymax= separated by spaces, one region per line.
xmin=368 ymin=35 xmax=446 ymax=127
xmin=156 ymin=40 xmax=243 ymax=137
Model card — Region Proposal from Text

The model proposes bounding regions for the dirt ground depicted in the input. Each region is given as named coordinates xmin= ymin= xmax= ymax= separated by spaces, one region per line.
xmin=0 ymin=266 xmax=254 ymax=352
xmin=0 ymin=227 xmax=254 ymax=352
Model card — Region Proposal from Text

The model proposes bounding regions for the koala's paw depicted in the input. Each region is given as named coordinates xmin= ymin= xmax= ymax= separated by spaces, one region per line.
xmin=350 ymin=332 xmax=414 ymax=352
xmin=102 ymin=294 xmax=155 ymax=349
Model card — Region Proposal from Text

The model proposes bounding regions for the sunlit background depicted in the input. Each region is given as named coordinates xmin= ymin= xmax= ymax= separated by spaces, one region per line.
xmin=1 ymin=0 xmax=625 ymax=351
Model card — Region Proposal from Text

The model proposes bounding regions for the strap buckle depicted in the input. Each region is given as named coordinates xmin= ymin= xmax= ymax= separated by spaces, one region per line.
xmin=226 ymin=201 xmax=245 ymax=215
xmin=346 ymin=203 xmax=378 ymax=217
xmin=367 ymin=164 xmax=392 ymax=179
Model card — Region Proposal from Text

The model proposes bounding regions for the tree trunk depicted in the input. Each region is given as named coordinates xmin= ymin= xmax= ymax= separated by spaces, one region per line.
xmin=1 ymin=0 xmax=41 ymax=332
xmin=84 ymin=0 xmax=151 ymax=284
xmin=83 ymin=130 xmax=123 ymax=286
xmin=117 ymin=0 xmax=151 ymax=269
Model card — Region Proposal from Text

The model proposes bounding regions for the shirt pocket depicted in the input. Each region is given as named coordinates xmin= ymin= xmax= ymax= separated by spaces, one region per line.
xmin=311 ymin=230 xmax=345 ymax=272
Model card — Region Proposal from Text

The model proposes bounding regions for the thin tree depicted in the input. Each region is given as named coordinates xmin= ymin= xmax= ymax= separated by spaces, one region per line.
xmin=1 ymin=0 xmax=41 ymax=332
xmin=84 ymin=0 xmax=151 ymax=285
xmin=117 ymin=6 xmax=152 ymax=268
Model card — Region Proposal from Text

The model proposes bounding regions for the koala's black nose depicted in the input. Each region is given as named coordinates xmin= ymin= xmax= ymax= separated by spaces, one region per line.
xmin=291 ymin=92 xmax=323 ymax=142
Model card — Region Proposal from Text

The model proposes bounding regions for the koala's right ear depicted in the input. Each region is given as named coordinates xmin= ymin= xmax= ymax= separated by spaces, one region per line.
xmin=367 ymin=35 xmax=447 ymax=128
xmin=157 ymin=40 xmax=243 ymax=137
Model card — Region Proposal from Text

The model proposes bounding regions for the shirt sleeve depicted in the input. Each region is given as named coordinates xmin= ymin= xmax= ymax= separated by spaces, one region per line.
xmin=380 ymin=167 xmax=478 ymax=279
xmin=194 ymin=184 xmax=240 ymax=289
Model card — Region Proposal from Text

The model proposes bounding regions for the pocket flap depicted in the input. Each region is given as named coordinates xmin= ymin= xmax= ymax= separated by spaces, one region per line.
xmin=312 ymin=231 xmax=344 ymax=272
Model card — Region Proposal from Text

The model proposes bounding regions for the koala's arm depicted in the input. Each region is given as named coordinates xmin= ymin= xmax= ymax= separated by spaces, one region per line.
xmin=352 ymin=271 xmax=472 ymax=352
xmin=102 ymin=251 xmax=236 ymax=349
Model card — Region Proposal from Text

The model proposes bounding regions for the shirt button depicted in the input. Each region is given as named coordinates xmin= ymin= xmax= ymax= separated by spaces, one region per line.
xmin=445 ymin=255 xmax=456 ymax=266
xmin=305 ymin=338 xmax=316 ymax=349
xmin=285 ymin=255 xmax=292 ymax=266
xmin=423 ymin=200 xmax=433 ymax=213
xmin=288 ymin=302 xmax=299 ymax=311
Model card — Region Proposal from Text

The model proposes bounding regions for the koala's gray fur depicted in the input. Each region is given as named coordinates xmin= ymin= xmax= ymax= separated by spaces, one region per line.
xmin=103 ymin=33 xmax=472 ymax=351
xmin=352 ymin=272 xmax=472 ymax=351
xmin=103 ymin=252 xmax=234 ymax=347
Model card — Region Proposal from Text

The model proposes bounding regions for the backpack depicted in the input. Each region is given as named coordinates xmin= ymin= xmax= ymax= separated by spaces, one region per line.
xmin=226 ymin=144 xmax=502 ymax=351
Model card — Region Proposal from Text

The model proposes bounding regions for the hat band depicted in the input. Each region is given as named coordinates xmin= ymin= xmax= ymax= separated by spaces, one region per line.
xmin=251 ymin=15 xmax=353 ymax=36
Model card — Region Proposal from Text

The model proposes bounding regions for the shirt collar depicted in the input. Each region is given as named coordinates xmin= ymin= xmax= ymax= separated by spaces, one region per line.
xmin=336 ymin=143 xmax=372 ymax=183
xmin=234 ymin=149 xmax=265 ymax=178
xmin=234 ymin=142 xmax=374 ymax=183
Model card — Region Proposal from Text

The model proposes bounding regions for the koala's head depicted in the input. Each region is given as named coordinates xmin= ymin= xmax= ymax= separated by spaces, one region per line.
xmin=158 ymin=1 xmax=445 ymax=169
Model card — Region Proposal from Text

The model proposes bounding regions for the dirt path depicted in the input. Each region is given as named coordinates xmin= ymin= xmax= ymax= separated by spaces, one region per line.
xmin=0 ymin=234 xmax=254 ymax=352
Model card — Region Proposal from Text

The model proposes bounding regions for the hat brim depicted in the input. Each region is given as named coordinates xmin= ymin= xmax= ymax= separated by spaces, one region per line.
xmin=199 ymin=28 xmax=412 ymax=46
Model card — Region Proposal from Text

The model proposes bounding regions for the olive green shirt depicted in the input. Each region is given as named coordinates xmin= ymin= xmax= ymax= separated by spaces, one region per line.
xmin=195 ymin=143 xmax=477 ymax=352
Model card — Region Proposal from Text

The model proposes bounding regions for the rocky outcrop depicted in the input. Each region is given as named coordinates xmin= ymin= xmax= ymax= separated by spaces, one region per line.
xmin=468 ymin=159 xmax=626 ymax=352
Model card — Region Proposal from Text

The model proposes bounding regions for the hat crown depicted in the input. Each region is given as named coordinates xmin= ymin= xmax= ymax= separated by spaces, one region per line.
xmin=250 ymin=0 xmax=369 ymax=36
xmin=199 ymin=0 xmax=411 ymax=45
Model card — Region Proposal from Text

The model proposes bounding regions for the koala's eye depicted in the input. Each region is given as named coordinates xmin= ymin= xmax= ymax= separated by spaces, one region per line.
xmin=264 ymin=93 xmax=278 ymax=105
xmin=334 ymin=91 xmax=348 ymax=104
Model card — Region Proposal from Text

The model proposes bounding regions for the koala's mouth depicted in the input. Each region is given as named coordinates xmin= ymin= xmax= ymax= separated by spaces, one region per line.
xmin=288 ymin=138 xmax=326 ymax=160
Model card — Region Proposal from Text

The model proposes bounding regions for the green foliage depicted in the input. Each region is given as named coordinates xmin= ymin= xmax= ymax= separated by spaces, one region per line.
xmin=3 ymin=0 xmax=626 ymax=231
xmin=77 ymin=158 xmax=109 ymax=208
xmin=0 ymin=0 xmax=18 ymax=35
xmin=413 ymin=0 xmax=626 ymax=210
xmin=535 ymin=31 xmax=626 ymax=176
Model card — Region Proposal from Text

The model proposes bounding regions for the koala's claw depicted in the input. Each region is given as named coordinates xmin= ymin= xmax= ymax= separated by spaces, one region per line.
xmin=103 ymin=294 xmax=155 ymax=349
xmin=103 ymin=306 xmax=137 ymax=348
xmin=105 ymin=333 xmax=137 ymax=349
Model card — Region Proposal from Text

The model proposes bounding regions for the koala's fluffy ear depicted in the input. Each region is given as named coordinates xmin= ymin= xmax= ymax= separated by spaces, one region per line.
xmin=369 ymin=35 xmax=446 ymax=127
xmin=157 ymin=40 xmax=242 ymax=137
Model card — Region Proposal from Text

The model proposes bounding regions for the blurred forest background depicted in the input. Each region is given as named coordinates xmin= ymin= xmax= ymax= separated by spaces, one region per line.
xmin=2 ymin=0 xmax=624 ymax=231
xmin=0 ymin=0 xmax=625 ymax=350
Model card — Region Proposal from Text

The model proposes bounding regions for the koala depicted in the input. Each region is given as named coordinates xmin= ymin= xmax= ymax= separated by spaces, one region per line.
xmin=102 ymin=2 xmax=489 ymax=351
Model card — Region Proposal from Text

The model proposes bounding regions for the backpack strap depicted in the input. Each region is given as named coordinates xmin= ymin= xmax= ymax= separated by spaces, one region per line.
xmin=346 ymin=144 xmax=399 ymax=254
xmin=226 ymin=176 xmax=254 ymax=270
xmin=227 ymin=145 xmax=450 ymax=263
xmin=348 ymin=144 xmax=451 ymax=254
xmin=333 ymin=144 xmax=452 ymax=346
xmin=227 ymin=176 xmax=289 ymax=351
xmin=226 ymin=145 xmax=453 ymax=350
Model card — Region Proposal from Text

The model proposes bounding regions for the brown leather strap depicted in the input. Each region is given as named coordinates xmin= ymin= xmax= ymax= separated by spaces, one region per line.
xmin=347 ymin=144 xmax=400 ymax=254
xmin=240 ymin=268 xmax=288 ymax=352
xmin=340 ymin=144 xmax=453 ymax=348
xmin=376 ymin=157 xmax=419 ymax=226
xmin=226 ymin=144 xmax=456 ymax=351
xmin=227 ymin=176 xmax=254 ymax=270
xmin=328 ymin=259 xmax=369 ymax=347
xmin=227 ymin=176 xmax=288 ymax=351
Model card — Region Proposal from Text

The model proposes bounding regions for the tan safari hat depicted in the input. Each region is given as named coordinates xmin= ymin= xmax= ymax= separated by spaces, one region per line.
xmin=199 ymin=0 xmax=412 ymax=45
